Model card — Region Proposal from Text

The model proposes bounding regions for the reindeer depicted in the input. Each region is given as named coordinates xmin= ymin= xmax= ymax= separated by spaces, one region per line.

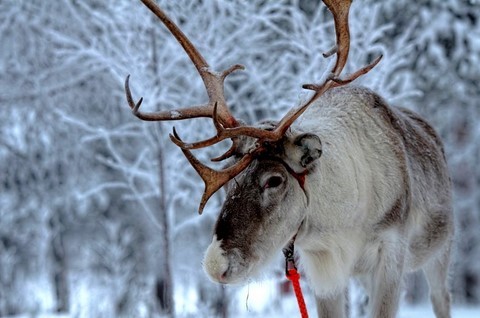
xmin=125 ymin=0 xmax=454 ymax=317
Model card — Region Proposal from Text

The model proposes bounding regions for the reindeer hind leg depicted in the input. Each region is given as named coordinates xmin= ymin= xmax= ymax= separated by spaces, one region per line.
xmin=422 ymin=241 xmax=452 ymax=318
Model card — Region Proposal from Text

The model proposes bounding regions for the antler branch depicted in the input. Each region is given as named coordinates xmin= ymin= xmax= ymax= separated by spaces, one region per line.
xmin=170 ymin=128 xmax=260 ymax=214
xmin=126 ymin=0 xmax=244 ymax=128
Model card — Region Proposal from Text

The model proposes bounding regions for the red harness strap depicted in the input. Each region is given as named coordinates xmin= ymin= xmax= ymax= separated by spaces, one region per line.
xmin=287 ymin=266 xmax=309 ymax=318
xmin=283 ymin=239 xmax=309 ymax=318
xmin=281 ymin=162 xmax=309 ymax=317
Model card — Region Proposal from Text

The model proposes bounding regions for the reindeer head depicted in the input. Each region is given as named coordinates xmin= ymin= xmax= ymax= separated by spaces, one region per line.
xmin=203 ymin=127 xmax=323 ymax=283
xmin=126 ymin=0 xmax=380 ymax=284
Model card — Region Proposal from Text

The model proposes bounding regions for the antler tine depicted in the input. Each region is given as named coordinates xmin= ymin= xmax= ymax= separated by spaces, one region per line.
xmin=168 ymin=103 xmax=235 ymax=150
xmin=125 ymin=75 xmax=213 ymax=121
xmin=322 ymin=0 xmax=352 ymax=77
xmin=170 ymin=128 xmax=257 ymax=214
xmin=328 ymin=54 xmax=383 ymax=86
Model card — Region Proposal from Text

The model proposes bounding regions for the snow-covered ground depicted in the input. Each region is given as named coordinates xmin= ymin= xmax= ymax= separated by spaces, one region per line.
xmin=5 ymin=306 xmax=480 ymax=318
xmin=399 ymin=306 xmax=480 ymax=318
xmin=235 ymin=306 xmax=480 ymax=317
xmin=4 ymin=275 xmax=479 ymax=317
xmin=233 ymin=299 xmax=480 ymax=318
xmin=227 ymin=279 xmax=480 ymax=318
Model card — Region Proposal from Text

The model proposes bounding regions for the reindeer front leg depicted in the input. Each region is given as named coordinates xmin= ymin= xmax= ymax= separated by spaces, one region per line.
xmin=368 ymin=231 xmax=406 ymax=318
xmin=315 ymin=289 xmax=347 ymax=318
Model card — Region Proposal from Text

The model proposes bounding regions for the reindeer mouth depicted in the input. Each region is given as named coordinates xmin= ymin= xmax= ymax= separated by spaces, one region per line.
xmin=203 ymin=236 xmax=256 ymax=284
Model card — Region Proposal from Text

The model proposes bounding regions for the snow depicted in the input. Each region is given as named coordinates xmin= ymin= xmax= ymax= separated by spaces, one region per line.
xmin=3 ymin=305 xmax=480 ymax=318
xmin=399 ymin=306 xmax=480 ymax=318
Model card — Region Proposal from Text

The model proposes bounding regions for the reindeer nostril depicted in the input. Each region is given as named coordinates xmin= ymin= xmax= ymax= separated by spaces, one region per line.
xmin=219 ymin=267 xmax=230 ymax=283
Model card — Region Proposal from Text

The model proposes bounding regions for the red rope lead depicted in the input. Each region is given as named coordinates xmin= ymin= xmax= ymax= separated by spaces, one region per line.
xmin=286 ymin=267 xmax=309 ymax=318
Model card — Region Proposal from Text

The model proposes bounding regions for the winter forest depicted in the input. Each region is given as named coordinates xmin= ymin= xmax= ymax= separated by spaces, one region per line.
xmin=0 ymin=0 xmax=479 ymax=317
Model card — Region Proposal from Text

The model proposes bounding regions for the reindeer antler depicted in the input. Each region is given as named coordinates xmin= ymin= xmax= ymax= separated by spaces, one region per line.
xmin=126 ymin=0 xmax=381 ymax=213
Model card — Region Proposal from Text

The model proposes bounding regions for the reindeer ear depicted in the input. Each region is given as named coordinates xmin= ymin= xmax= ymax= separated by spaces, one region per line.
xmin=293 ymin=133 xmax=322 ymax=168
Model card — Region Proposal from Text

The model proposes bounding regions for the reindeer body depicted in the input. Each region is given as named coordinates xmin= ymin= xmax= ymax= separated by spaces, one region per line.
xmin=125 ymin=1 xmax=453 ymax=317
xmin=204 ymin=86 xmax=454 ymax=317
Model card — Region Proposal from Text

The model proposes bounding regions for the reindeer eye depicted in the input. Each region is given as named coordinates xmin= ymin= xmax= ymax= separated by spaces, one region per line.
xmin=264 ymin=176 xmax=283 ymax=189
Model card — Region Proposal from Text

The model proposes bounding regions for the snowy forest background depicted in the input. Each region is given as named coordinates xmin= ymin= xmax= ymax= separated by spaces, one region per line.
xmin=0 ymin=0 xmax=479 ymax=317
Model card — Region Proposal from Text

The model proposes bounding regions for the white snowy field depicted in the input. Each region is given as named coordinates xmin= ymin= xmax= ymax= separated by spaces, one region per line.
xmin=235 ymin=306 xmax=480 ymax=317
xmin=233 ymin=294 xmax=480 ymax=318
xmin=3 ymin=279 xmax=480 ymax=318
xmin=398 ymin=306 xmax=480 ymax=318
xmin=3 ymin=275 xmax=479 ymax=317
xmin=171 ymin=279 xmax=480 ymax=318
xmin=6 ymin=306 xmax=479 ymax=318
xmin=225 ymin=279 xmax=480 ymax=318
